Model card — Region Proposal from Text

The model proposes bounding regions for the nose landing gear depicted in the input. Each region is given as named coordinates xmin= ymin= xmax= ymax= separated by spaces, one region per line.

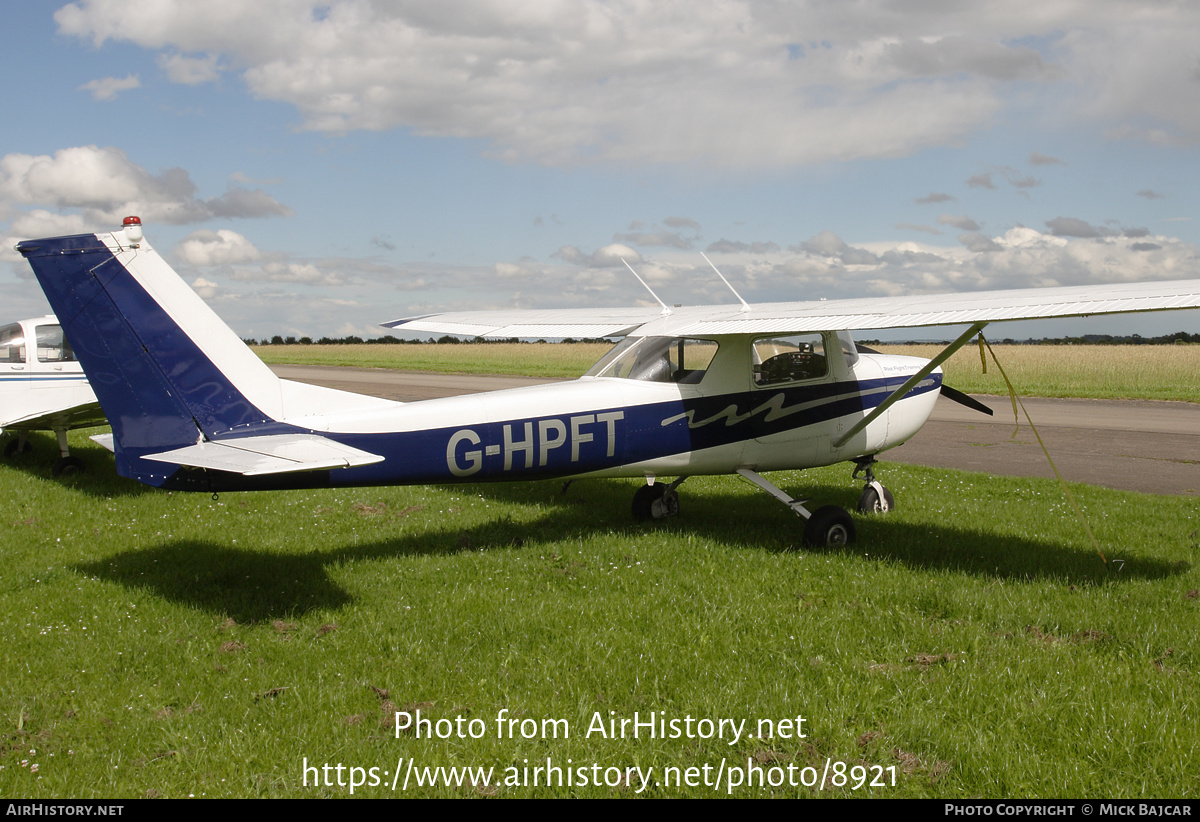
xmin=853 ymin=457 xmax=893 ymax=514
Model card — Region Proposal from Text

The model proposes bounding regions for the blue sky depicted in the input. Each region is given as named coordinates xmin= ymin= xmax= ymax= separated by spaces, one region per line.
xmin=2 ymin=1 xmax=1199 ymax=340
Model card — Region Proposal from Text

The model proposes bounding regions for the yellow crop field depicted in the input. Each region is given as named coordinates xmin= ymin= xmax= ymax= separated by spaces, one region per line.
xmin=873 ymin=343 xmax=1199 ymax=402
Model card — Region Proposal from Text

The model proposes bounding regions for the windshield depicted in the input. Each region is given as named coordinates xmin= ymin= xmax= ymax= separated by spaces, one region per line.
xmin=585 ymin=337 xmax=719 ymax=384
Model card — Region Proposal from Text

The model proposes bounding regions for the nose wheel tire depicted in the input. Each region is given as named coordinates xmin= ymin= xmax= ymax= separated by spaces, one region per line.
xmin=857 ymin=484 xmax=895 ymax=514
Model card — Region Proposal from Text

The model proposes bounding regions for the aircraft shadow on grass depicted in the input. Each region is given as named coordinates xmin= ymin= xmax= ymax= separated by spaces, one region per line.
xmin=73 ymin=480 xmax=1188 ymax=623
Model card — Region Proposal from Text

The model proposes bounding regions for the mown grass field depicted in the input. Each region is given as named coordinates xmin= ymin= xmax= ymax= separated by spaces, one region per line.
xmin=1 ymin=426 xmax=1197 ymax=798
xmin=253 ymin=342 xmax=1200 ymax=402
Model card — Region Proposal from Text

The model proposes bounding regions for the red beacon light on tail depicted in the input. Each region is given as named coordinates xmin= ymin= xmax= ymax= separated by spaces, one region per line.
xmin=122 ymin=215 xmax=143 ymax=247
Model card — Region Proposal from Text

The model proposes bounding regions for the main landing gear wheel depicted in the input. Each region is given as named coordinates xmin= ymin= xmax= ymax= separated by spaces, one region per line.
xmin=52 ymin=456 xmax=84 ymax=477
xmin=632 ymin=483 xmax=680 ymax=521
xmin=3 ymin=437 xmax=33 ymax=458
xmin=857 ymin=484 xmax=894 ymax=514
xmin=803 ymin=505 xmax=856 ymax=547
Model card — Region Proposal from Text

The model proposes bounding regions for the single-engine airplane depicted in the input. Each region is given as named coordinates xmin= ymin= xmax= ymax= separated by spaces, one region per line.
xmin=17 ymin=217 xmax=1200 ymax=544
xmin=0 ymin=313 xmax=104 ymax=475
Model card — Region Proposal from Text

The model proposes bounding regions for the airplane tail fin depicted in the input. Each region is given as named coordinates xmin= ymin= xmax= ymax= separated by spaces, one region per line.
xmin=16 ymin=219 xmax=388 ymax=487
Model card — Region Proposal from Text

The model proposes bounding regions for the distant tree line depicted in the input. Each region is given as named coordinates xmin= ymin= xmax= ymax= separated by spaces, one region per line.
xmin=858 ymin=331 xmax=1200 ymax=346
xmin=245 ymin=335 xmax=617 ymax=346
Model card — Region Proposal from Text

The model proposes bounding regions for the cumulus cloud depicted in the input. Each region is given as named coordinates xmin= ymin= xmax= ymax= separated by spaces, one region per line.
xmin=958 ymin=232 xmax=1002 ymax=252
xmin=0 ymin=145 xmax=292 ymax=225
xmin=1045 ymin=217 xmax=1109 ymax=238
xmin=54 ymin=1 xmax=1200 ymax=168
xmin=553 ymin=243 xmax=641 ymax=267
xmin=938 ymin=215 xmax=981 ymax=231
xmin=158 ymin=52 xmax=220 ymax=84
xmin=916 ymin=192 xmax=955 ymax=204
xmin=705 ymin=239 xmax=781 ymax=254
xmin=190 ymin=277 xmax=219 ymax=299
xmin=174 ymin=229 xmax=261 ymax=266
xmin=78 ymin=74 xmax=140 ymax=100
xmin=612 ymin=230 xmax=692 ymax=249
xmin=1029 ymin=151 xmax=1065 ymax=166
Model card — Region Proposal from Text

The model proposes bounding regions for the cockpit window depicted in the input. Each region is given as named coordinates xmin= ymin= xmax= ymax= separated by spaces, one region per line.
xmin=752 ymin=333 xmax=827 ymax=386
xmin=35 ymin=324 xmax=75 ymax=363
xmin=0 ymin=324 xmax=25 ymax=364
xmin=586 ymin=337 xmax=719 ymax=384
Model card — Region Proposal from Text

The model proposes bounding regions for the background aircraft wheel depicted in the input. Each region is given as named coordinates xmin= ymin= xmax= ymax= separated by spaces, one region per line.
xmin=803 ymin=505 xmax=856 ymax=547
xmin=857 ymin=485 xmax=895 ymax=514
xmin=52 ymin=456 xmax=84 ymax=477
xmin=632 ymin=484 xmax=679 ymax=521
xmin=3 ymin=438 xmax=33 ymax=458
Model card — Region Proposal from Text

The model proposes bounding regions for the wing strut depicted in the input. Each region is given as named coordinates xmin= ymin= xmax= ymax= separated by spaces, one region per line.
xmin=833 ymin=321 xmax=988 ymax=448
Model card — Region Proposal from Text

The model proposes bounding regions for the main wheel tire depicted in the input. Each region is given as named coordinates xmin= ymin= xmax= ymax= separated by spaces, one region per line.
xmin=3 ymin=438 xmax=33 ymax=458
xmin=857 ymin=485 xmax=895 ymax=514
xmin=52 ymin=456 xmax=84 ymax=477
xmin=631 ymin=484 xmax=679 ymax=521
xmin=803 ymin=505 xmax=856 ymax=547
xmin=632 ymin=484 xmax=664 ymax=520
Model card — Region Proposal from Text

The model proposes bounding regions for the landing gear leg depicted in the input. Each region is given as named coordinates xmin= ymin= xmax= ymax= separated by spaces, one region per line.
xmin=631 ymin=477 xmax=686 ymax=521
xmin=853 ymin=457 xmax=893 ymax=514
xmin=51 ymin=428 xmax=83 ymax=477
xmin=735 ymin=468 xmax=856 ymax=547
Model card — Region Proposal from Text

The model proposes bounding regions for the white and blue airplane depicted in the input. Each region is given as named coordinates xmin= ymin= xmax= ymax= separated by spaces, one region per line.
xmin=0 ymin=313 xmax=104 ymax=475
xmin=16 ymin=217 xmax=1200 ymax=544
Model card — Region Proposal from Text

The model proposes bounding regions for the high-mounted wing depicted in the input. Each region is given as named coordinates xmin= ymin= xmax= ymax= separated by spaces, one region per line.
xmin=385 ymin=306 xmax=664 ymax=339
xmin=384 ymin=279 xmax=1200 ymax=338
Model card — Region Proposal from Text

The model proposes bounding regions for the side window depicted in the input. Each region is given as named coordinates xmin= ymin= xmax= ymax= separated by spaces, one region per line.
xmin=36 ymin=324 xmax=75 ymax=363
xmin=752 ymin=333 xmax=827 ymax=386
xmin=0 ymin=324 xmax=25 ymax=364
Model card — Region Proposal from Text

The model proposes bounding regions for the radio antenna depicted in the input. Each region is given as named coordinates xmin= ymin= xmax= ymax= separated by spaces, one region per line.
xmin=622 ymin=259 xmax=672 ymax=315
xmin=701 ymin=252 xmax=750 ymax=313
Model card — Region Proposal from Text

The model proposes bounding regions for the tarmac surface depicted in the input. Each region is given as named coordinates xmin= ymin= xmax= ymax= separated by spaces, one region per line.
xmin=270 ymin=364 xmax=1200 ymax=497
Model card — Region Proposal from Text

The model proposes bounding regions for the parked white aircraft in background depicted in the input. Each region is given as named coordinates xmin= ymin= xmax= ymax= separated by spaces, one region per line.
xmin=0 ymin=314 xmax=104 ymax=475
xmin=17 ymin=217 xmax=1200 ymax=544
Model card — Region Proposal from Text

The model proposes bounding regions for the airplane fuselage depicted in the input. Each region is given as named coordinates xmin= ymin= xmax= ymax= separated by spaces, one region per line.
xmin=134 ymin=343 xmax=940 ymax=493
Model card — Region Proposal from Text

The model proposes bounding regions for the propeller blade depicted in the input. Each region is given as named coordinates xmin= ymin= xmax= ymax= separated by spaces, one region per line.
xmin=940 ymin=384 xmax=994 ymax=416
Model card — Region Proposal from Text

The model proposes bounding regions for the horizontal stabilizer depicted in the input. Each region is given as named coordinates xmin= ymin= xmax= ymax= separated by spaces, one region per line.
xmin=142 ymin=434 xmax=384 ymax=476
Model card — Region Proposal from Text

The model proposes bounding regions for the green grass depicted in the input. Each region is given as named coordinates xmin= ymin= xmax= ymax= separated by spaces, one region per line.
xmin=1 ymin=430 xmax=1197 ymax=798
